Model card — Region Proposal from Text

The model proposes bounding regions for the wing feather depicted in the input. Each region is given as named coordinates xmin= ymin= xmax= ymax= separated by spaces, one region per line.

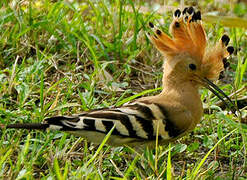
xmin=43 ymin=102 xmax=184 ymax=146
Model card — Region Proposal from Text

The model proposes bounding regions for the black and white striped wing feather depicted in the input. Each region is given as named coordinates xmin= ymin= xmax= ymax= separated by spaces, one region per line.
xmin=45 ymin=101 xmax=184 ymax=146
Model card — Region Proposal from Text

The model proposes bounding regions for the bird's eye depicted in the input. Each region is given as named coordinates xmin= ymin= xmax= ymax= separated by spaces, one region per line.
xmin=189 ymin=63 xmax=196 ymax=70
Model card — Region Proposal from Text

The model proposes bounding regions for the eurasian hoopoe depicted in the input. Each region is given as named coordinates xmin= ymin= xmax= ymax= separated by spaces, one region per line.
xmin=1 ymin=7 xmax=236 ymax=147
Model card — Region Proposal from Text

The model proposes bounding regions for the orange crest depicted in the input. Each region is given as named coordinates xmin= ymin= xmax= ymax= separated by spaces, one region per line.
xmin=148 ymin=7 xmax=234 ymax=80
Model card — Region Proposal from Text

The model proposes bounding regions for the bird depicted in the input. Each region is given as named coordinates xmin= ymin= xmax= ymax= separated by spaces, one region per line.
xmin=1 ymin=7 xmax=236 ymax=147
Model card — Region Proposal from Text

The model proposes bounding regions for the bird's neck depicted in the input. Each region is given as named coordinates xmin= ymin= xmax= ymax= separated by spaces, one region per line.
xmin=161 ymin=78 xmax=201 ymax=106
xmin=160 ymin=76 xmax=203 ymax=130
xmin=162 ymin=73 xmax=200 ymax=94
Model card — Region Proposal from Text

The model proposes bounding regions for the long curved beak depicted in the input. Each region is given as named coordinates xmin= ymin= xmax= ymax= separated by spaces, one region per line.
xmin=201 ymin=77 xmax=237 ymax=115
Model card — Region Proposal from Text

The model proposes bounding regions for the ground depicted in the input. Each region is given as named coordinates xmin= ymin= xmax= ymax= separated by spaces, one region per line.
xmin=0 ymin=0 xmax=247 ymax=179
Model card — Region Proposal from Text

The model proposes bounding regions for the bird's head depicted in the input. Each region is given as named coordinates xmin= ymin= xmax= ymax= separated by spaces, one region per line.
xmin=148 ymin=7 xmax=235 ymax=112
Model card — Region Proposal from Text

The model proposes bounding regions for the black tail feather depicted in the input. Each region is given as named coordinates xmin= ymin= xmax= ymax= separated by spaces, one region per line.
xmin=1 ymin=116 xmax=80 ymax=131
xmin=6 ymin=123 xmax=49 ymax=130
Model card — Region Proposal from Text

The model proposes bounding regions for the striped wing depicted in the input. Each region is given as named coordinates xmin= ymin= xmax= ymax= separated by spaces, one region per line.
xmin=45 ymin=101 xmax=184 ymax=146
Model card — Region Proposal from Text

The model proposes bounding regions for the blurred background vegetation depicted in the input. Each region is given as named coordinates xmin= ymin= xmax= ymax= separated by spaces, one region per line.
xmin=0 ymin=0 xmax=246 ymax=179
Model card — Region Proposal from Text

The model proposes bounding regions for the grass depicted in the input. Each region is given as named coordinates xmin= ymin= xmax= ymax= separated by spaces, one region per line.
xmin=0 ymin=0 xmax=247 ymax=179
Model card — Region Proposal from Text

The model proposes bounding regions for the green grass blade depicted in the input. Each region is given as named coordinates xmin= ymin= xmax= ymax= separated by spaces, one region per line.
xmin=83 ymin=125 xmax=116 ymax=168
xmin=62 ymin=161 xmax=69 ymax=180
xmin=48 ymin=103 xmax=81 ymax=113
xmin=40 ymin=71 xmax=44 ymax=120
xmin=167 ymin=143 xmax=172 ymax=180
xmin=124 ymin=155 xmax=139 ymax=179
xmin=54 ymin=157 xmax=63 ymax=180
xmin=116 ymin=87 xmax=162 ymax=106
xmin=0 ymin=149 xmax=12 ymax=170
xmin=191 ymin=128 xmax=237 ymax=179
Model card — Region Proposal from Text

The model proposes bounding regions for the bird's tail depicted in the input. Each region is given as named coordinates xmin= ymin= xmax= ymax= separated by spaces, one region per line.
xmin=0 ymin=116 xmax=80 ymax=131
xmin=4 ymin=123 xmax=49 ymax=130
